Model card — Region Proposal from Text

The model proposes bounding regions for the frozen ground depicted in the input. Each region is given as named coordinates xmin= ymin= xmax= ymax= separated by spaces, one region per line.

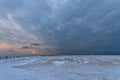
xmin=0 ymin=55 xmax=120 ymax=80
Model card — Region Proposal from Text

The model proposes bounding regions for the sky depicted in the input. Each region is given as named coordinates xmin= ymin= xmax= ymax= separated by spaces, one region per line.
xmin=0 ymin=0 xmax=120 ymax=56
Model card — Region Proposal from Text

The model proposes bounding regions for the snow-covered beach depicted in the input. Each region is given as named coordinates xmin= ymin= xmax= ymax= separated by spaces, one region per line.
xmin=0 ymin=55 xmax=120 ymax=80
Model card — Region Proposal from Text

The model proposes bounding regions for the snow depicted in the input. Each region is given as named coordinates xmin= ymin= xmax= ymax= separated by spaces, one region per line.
xmin=52 ymin=61 xmax=65 ymax=66
xmin=0 ymin=55 xmax=120 ymax=80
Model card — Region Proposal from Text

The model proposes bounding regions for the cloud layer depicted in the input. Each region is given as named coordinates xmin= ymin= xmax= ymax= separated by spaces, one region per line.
xmin=0 ymin=0 xmax=120 ymax=55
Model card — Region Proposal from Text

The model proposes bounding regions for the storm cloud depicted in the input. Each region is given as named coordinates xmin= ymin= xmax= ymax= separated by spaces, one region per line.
xmin=0 ymin=0 xmax=120 ymax=55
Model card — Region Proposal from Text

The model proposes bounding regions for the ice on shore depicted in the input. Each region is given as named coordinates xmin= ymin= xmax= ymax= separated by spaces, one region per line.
xmin=0 ymin=55 xmax=120 ymax=80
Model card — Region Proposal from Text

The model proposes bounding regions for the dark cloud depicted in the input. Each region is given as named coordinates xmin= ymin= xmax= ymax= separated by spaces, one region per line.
xmin=30 ymin=43 xmax=41 ymax=46
xmin=8 ymin=49 xmax=14 ymax=52
xmin=0 ymin=0 xmax=120 ymax=55
xmin=22 ymin=46 xmax=33 ymax=49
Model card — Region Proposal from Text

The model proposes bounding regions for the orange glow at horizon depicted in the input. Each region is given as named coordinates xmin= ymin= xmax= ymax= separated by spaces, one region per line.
xmin=31 ymin=50 xmax=37 ymax=55
xmin=0 ymin=42 xmax=18 ymax=50
xmin=0 ymin=41 xmax=59 ymax=56
xmin=0 ymin=42 xmax=38 ymax=55
xmin=23 ymin=49 xmax=38 ymax=55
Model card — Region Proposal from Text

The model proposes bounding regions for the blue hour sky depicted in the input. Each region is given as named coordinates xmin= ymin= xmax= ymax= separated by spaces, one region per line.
xmin=0 ymin=0 xmax=120 ymax=55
